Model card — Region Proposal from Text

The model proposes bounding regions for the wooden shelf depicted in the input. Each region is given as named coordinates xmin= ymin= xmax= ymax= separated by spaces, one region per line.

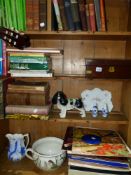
xmin=26 ymin=31 xmax=131 ymax=40
xmin=0 ymin=150 xmax=68 ymax=175
xmin=6 ymin=111 xmax=128 ymax=125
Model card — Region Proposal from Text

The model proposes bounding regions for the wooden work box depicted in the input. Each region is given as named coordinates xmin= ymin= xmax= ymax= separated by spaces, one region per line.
xmin=85 ymin=59 xmax=131 ymax=79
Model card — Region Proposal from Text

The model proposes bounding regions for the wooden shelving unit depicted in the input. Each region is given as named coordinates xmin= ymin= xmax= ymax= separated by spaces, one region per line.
xmin=1 ymin=0 xmax=131 ymax=174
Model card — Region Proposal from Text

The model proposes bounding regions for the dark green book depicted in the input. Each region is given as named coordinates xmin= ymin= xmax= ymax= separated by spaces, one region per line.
xmin=9 ymin=62 xmax=50 ymax=70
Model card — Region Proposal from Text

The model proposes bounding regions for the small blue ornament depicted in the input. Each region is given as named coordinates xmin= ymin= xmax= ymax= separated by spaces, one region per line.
xmin=82 ymin=134 xmax=101 ymax=145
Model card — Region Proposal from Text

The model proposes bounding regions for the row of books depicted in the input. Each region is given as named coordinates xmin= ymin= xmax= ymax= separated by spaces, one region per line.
xmin=0 ymin=0 xmax=106 ymax=32
xmin=53 ymin=0 xmax=106 ymax=32
xmin=62 ymin=126 xmax=131 ymax=175
xmin=7 ymin=51 xmax=53 ymax=77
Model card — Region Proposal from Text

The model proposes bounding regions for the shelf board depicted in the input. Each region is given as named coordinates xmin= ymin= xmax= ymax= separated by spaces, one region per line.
xmin=0 ymin=150 xmax=68 ymax=175
xmin=6 ymin=111 xmax=128 ymax=125
xmin=49 ymin=111 xmax=128 ymax=125
xmin=26 ymin=31 xmax=131 ymax=40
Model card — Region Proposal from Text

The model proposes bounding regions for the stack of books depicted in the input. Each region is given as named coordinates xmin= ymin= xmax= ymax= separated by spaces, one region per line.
xmin=5 ymin=80 xmax=51 ymax=120
xmin=7 ymin=51 xmax=53 ymax=77
xmin=63 ymin=126 xmax=131 ymax=175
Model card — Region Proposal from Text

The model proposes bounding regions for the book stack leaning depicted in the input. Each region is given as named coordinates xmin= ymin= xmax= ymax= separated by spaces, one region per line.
xmin=62 ymin=126 xmax=131 ymax=175
xmin=5 ymin=80 xmax=51 ymax=120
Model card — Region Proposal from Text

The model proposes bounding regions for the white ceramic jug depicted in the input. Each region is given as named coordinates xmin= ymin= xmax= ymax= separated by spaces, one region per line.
xmin=6 ymin=133 xmax=29 ymax=161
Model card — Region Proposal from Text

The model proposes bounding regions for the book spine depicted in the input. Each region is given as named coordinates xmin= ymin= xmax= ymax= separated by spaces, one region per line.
xmin=2 ymin=41 xmax=8 ymax=76
xmin=64 ymin=0 xmax=75 ymax=31
xmin=94 ymin=0 xmax=101 ymax=31
xmin=88 ymin=3 xmax=96 ymax=32
xmin=39 ymin=0 xmax=47 ymax=30
xmin=58 ymin=0 xmax=68 ymax=30
xmin=85 ymin=2 xmax=91 ymax=31
xmin=32 ymin=0 xmax=40 ymax=30
xmin=78 ymin=0 xmax=87 ymax=31
xmin=26 ymin=0 xmax=33 ymax=30
xmin=70 ymin=0 xmax=81 ymax=31
xmin=9 ymin=63 xmax=50 ymax=70
xmin=52 ymin=0 xmax=63 ymax=31
xmin=8 ymin=52 xmax=45 ymax=57
xmin=10 ymin=0 xmax=18 ymax=29
xmin=0 ymin=39 xmax=2 ymax=75
xmin=5 ymin=105 xmax=50 ymax=115
xmin=8 ymin=56 xmax=48 ymax=63
xmin=100 ymin=0 xmax=106 ymax=31
xmin=15 ymin=0 xmax=25 ymax=30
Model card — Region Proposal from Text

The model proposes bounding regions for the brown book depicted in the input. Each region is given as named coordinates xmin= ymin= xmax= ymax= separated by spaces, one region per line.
xmin=78 ymin=0 xmax=87 ymax=31
xmin=26 ymin=0 xmax=33 ymax=31
xmin=6 ymin=92 xmax=50 ymax=106
xmin=7 ymin=81 xmax=50 ymax=93
xmin=39 ymin=0 xmax=47 ymax=30
xmin=32 ymin=0 xmax=40 ymax=30
xmin=88 ymin=3 xmax=96 ymax=32
xmin=5 ymin=104 xmax=51 ymax=115
xmin=100 ymin=0 xmax=106 ymax=31
xmin=85 ymin=1 xmax=91 ymax=31
xmin=58 ymin=0 xmax=68 ymax=31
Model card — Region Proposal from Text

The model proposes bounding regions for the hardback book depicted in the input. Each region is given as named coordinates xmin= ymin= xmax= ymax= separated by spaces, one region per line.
xmin=88 ymin=3 xmax=96 ymax=32
xmin=100 ymin=0 xmax=106 ymax=31
xmin=70 ymin=0 xmax=82 ymax=30
xmin=58 ymin=0 xmax=68 ymax=30
xmin=0 ymin=39 xmax=2 ymax=75
xmin=7 ymin=81 xmax=50 ymax=93
xmin=6 ymin=92 xmax=50 ymax=106
xmin=2 ymin=41 xmax=7 ymax=76
xmin=72 ymin=127 xmax=131 ymax=157
xmin=9 ymin=62 xmax=51 ymax=71
xmin=68 ymin=154 xmax=130 ymax=169
xmin=5 ymin=104 xmax=51 ymax=115
xmin=51 ymin=1 xmax=58 ymax=31
xmin=69 ymin=165 xmax=131 ymax=175
xmin=63 ymin=126 xmax=131 ymax=157
xmin=8 ymin=70 xmax=53 ymax=77
xmin=52 ymin=0 xmax=63 ymax=31
xmin=94 ymin=0 xmax=101 ymax=31
xmin=26 ymin=0 xmax=33 ymax=30
xmin=39 ymin=0 xmax=47 ymax=30
xmin=78 ymin=0 xmax=88 ymax=31
xmin=64 ymin=0 xmax=75 ymax=31
xmin=85 ymin=1 xmax=91 ymax=31
xmin=32 ymin=0 xmax=40 ymax=30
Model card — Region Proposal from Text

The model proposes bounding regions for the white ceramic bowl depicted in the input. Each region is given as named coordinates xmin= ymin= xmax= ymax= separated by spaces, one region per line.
xmin=25 ymin=137 xmax=66 ymax=171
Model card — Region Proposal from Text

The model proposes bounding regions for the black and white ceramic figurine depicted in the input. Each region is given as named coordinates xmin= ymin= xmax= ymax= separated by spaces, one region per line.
xmin=52 ymin=91 xmax=86 ymax=118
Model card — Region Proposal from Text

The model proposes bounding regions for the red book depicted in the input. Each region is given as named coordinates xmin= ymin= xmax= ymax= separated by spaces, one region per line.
xmin=88 ymin=3 xmax=96 ymax=32
xmin=100 ymin=0 xmax=106 ymax=31
xmin=78 ymin=0 xmax=87 ymax=31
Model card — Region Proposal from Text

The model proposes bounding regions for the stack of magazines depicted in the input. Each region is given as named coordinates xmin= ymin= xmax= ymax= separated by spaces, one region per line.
xmin=62 ymin=127 xmax=131 ymax=175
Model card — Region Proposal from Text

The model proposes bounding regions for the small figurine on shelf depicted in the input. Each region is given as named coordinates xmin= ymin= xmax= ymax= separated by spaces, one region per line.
xmin=52 ymin=91 xmax=86 ymax=118
xmin=81 ymin=88 xmax=113 ymax=118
